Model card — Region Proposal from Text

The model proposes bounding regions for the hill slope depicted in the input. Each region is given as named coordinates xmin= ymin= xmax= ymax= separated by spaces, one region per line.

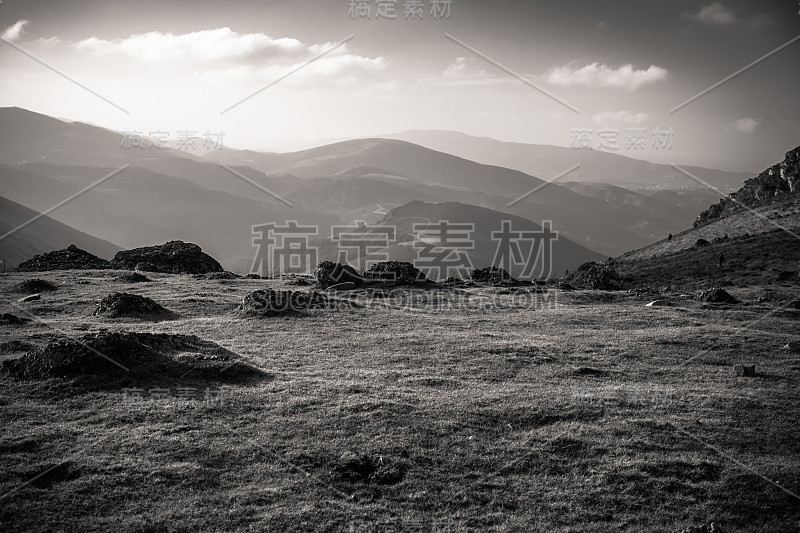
xmin=0 ymin=196 xmax=121 ymax=268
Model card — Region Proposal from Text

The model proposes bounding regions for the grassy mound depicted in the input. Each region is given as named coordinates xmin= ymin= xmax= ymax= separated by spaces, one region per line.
xmin=92 ymin=292 xmax=177 ymax=320
xmin=3 ymin=331 xmax=265 ymax=383
xmin=235 ymin=289 xmax=362 ymax=317
xmin=13 ymin=278 xmax=58 ymax=294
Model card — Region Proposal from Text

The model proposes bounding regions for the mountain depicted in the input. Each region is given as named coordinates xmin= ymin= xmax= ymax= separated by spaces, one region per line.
xmin=374 ymin=130 xmax=754 ymax=192
xmin=615 ymin=146 xmax=800 ymax=288
xmin=0 ymin=196 xmax=121 ymax=269
xmin=695 ymin=146 xmax=800 ymax=227
xmin=203 ymin=139 xmax=706 ymax=255
xmin=0 ymin=161 xmax=334 ymax=273
xmin=0 ymin=106 xmax=750 ymax=266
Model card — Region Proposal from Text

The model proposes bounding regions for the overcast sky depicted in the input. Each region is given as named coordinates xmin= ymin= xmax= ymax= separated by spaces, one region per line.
xmin=1 ymin=0 xmax=798 ymax=171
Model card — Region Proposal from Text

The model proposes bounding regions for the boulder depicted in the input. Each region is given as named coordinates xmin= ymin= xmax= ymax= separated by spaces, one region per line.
xmin=693 ymin=239 xmax=711 ymax=248
xmin=18 ymin=244 xmax=111 ymax=271
xmin=18 ymin=294 xmax=41 ymax=303
xmin=365 ymin=261 xmax=426 ymax=285
xmin=785 ymin=341 xmax=800 ymax=353
xmin=314 ymin=261 xmax=364 ymax=289
xmin=646 ymin=300 xmax=673 ymax=307
xmin=572 ymin=262 xmax=622 ymax=290
xmin=697 ymin=287 xmax=739 ymax=304
xmin=114 ymin=272 xmax=151 ymax=283
xmin=110 ymin=241 xmax=223 ymax=274
xmin=469 ymin=266 xmax=518 ymax=284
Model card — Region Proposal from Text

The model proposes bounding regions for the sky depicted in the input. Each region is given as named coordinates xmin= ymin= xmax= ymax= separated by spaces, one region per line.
xmin=1 ymin=0 xmax=799 ymax=172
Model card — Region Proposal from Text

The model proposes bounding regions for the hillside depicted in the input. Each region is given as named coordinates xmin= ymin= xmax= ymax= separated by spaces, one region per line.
xmin=0 ymin=196 xmax=121 ymax=268
xmin=695 ymin=146 xmax=800 ymax=227
xmin=615 ymin=146 xmax=800 ymax=289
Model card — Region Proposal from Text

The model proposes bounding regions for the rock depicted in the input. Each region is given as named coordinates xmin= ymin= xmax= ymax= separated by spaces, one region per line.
xmin=572 ymin=261 xmax=622 ymax=290
xmin=18 ymin=294 xmax=41 ymax=303
xmin=114 ymin=271 xmax=151 ymax=283
xmin=18 ymin=245 xmax=111 ymax=271
xmin=734 ymin=364 xmax=756 ymax=377
xmin=314 ymin=261 xmax=364 ymax=288
xmin=785 ymin=341 xmax=800 ymax=353
xmin=92 ymin=292 xmax=176 ymax=320
xmin=0 ymin=313 xmax=31 ymax=325
xmin=327 ymin=282 xmax=357 ymax=291
xmin=365 ymin=261 xmax=426 ymax=285
xmin=693 ymin=238 xmax=711 ymax=248
xmin=470 ymin=266 xmax=517 ymax=284
xmin=697 ymin=287 xmax=739 ymax=304
xmin=13 ymin=279 xmax=58 ymax=294
xmin=110 ymin=241 xmax=223 ymax=274
xmin=646 ymin=300 xmax=673 ymax=307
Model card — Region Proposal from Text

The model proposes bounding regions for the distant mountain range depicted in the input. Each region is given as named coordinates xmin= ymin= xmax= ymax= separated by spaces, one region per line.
xmin=373 ymin=130 xmax=754 ymax=192
xmin=0 ymin=106 xmax=780 ymax=274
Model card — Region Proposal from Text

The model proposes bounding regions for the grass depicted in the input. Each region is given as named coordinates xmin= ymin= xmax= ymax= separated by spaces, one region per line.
xmin=1 ymin=270 xmax=799 ymax=532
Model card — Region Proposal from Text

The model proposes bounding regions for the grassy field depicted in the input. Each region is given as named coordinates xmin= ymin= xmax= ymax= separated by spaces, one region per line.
xmin=2 ymin=270 xmax=800 ymax=532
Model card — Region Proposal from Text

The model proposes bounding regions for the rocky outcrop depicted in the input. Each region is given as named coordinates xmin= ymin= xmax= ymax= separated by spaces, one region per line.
xmin=695 ymin=146 xmax=800 ymax=227
xmin=110 ymin=241 xmax=223 ymax=274
xmin=365 ymin=261 xmax=426 ymax=285
xmin=18 ymin=245 xmax=111 ymax=271
xmin=314 ymin=261 xmax=364 ymax=289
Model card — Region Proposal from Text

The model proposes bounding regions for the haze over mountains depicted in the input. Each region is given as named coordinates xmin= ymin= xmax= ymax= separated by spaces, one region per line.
xmin=0 ymin=106 xmax=786 ymax=274
xmin=373 ymin=130 xmax=754 ymax=192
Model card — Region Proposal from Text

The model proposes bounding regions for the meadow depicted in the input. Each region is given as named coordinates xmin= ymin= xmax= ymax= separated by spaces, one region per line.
xmin=1 ymin=271 xmax=799 ymax=532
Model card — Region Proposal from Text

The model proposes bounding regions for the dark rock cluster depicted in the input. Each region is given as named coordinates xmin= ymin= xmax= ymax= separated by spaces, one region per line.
xmin=697 ymin=287 xmax=739 ymax=304
xmin=469 ymin=266 xmax=517 ymax=284
xmin=695 ymin=145 xmax=800 ymax=227
xmin=18 ymin=245 xmax=110 ymax=271
xmin=571 ymin=261 xmax=622 ymax=290
xmin=365 ymin=261 xmax=426 ymax=285
xmin=110 ymin=241 xmax=223 ymax=274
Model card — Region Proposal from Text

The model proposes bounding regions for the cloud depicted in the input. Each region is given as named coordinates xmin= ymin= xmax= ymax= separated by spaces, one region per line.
xmin=195 ymin=53 xmax=387 ymax=88
xmin=592 ymin=111 xmax=649 ymax=124
xmin=73 ymin=27 xmax=330 ymax=64
xmin=2 ymin=20 xmax=29 ymax=42
xmin=732 ymin=118 xmax=760 ymax=133
xmin=417 ymin=57 xmax=508 ymax=88
xmin=546 ymin=62 xmax=668 ymax=90
xmin=684 ymin=2 xmax=738 ymax=25
xmin=64 ymin=27 xmax=386 ymax=88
